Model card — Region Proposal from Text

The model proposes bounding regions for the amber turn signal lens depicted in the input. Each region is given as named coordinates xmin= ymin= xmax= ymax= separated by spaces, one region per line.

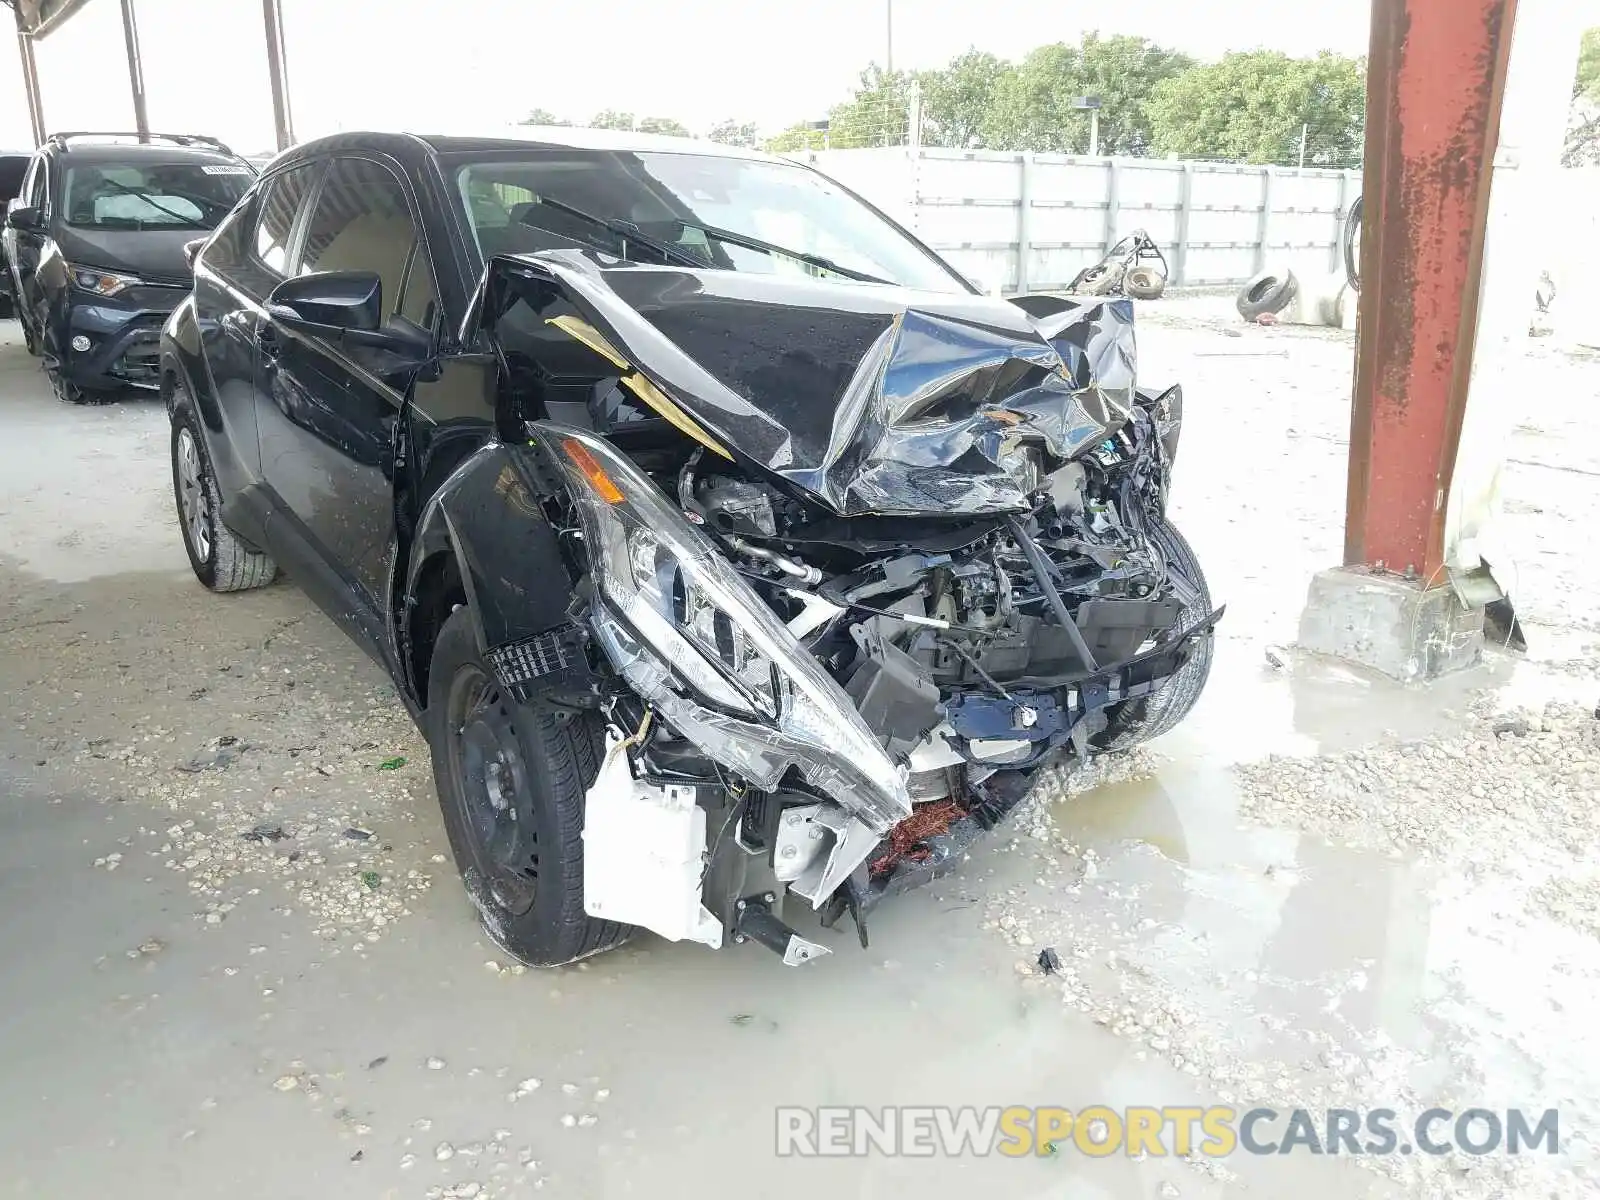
xmin=561 ymin=438 xmax=625 ymax=505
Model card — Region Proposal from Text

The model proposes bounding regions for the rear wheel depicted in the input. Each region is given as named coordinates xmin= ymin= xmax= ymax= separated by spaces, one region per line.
xmin=1092 ymin=521 xmax=1214 ymax=751
xmin=426 ymin=608 xmax=634 ymax=967
xmin=171 ymin=398 xmax=278 ymax=592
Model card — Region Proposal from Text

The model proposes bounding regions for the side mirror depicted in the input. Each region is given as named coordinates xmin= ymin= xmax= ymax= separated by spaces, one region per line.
xmin=267 ymin=270 xmax=383 ymax=333
xmin=182 ymin=237 xmax=207 ymax=271
xmin=266 ymin=269 xmax=431 ymax=364
xmin=6 ymin=205 xmax=42 ymax=232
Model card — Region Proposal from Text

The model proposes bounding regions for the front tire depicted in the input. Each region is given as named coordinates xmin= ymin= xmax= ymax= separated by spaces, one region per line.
xmin=171 ymin=399 xmax=278 ymax=592
xmin=425 ymin=608 xmax=633 ymax=967
xmin=1093 ymin=522 xmax=1214 ymax=751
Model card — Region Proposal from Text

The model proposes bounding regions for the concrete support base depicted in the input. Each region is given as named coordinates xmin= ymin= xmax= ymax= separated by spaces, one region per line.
xmin=1297 ymin=567 xmax=1483 ymax=682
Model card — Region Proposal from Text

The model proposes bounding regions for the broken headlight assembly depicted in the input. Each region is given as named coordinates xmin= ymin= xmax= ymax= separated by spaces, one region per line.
xmin=540 ymin=424 xmax=911 ymax=834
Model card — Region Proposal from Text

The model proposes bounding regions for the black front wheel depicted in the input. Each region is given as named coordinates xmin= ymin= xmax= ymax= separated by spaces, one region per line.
xmin=1093 ymin=521 xmax=1214 ymax=752
xmin=426 ymin=608 xmax=633 ymax=967
xmin=17 ymin=304 xmax=40 ymax=356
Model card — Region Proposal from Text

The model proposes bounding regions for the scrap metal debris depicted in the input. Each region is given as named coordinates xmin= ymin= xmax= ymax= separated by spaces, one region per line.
xmin=177 ymin=735 xmax=248 ymax=773
xmin=868 ymin=801 xmax=964 ymax=876
xmin=240 ymin=822 xmax=287 ymax=844
xmin=1037 ymin=946 xmax=1063 ymax=975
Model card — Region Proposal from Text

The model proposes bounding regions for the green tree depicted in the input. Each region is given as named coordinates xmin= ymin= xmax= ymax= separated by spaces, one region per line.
xmin=916 ymin=49 xmax=1012 ymax=149
xmin=763 ymin=124 xmax=828 ymax=153
xmin=708 ymin=119 xmax=760 ymax=148
xmin=519 ymin=108 xmax=571 ymax=126
xmin=1148 ymin=50 xmax=1365 ymax=165
xmin=1563 ymin=28 xmax=1600 ymax=165
xmin=825 ymin=64 xmax=913 ymax=147
xmin=1577 ymin=27 xmax=1600 ymax=97
xmin=589 ymin=110 xmax=636 ymax=131
xmin=637 ymin=116 xmax=691 ymax=138
xmin=983 ymin=34 xmax=1192 ymax=154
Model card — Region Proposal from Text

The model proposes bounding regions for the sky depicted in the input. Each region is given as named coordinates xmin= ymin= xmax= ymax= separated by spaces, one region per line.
xmin=3 ymin=0 xmax=1379 ymax=153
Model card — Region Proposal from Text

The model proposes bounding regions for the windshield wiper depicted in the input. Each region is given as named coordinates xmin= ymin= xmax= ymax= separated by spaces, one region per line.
xmin=678 ymin=221 xmax=893 ymax=286
xmin=96 ymin=178 xmax=209 ymax=229
xmin=523 ymin=195 xmax=706 ymax=270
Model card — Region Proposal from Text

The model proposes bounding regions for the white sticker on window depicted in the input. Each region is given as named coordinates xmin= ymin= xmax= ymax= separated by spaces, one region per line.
xmin=202 ymin=165 xmax=251 ymax=175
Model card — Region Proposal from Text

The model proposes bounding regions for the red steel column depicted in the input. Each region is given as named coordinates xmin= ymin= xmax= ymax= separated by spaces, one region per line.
xmin=1345 ymin=0 xmax=1517 ymax=580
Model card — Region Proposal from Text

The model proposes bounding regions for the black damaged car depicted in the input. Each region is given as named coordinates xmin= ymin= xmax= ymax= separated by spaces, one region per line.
xmin=162 ymin=128 xmax=1219 ymax=968
xmin=3 ymin=132 xmax=255 ymax=403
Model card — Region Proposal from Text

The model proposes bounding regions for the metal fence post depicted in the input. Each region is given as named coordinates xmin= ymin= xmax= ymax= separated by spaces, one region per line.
xmin=1173 ymin=162 xmax=1195 ymax=286
xmin=262 ymin=0 xmax=296 ymax=152
xmin=14 ymin=15 xmax=44 ymax=146
xmin=1016 ymin=154 xmax=1033 ymax=294
xmin=1103 ymin=159 xmax=1121 ymax=253
xmin=119 ymin=0 xmax=150 ymax=142
xmin=1332 ymin=169 xmax=1352 ymax=273
xmin=1255 ymin=165 xmax=1275 ymax=274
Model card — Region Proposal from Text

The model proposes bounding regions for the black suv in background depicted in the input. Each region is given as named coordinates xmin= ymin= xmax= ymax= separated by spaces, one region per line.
xmin=3 ymin=132 xmax=255 ymax=403
xmin=0 ymin=149 xmax=32 ymax=316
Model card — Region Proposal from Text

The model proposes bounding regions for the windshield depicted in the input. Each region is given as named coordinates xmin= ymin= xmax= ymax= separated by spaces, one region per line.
xmin=63 ymin=161 xmax=253 ymax=230
xmin=453 ymin=150 xmax=967 ymax=293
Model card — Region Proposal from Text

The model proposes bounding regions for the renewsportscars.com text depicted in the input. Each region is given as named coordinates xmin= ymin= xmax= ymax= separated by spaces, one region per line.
xmin=774 ymin=1105 xmax=1560 ymax=1158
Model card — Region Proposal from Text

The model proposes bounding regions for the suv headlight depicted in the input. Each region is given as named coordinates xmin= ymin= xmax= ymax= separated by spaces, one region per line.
xmin=541 ymin=424 xmax=910 ymax=833
xmin=68 ymin=264 xmax=140 ymax=297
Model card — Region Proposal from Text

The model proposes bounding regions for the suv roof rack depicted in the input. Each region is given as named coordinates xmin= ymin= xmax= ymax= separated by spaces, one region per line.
xmin=44 ymin=132 xmax=236 ymax=157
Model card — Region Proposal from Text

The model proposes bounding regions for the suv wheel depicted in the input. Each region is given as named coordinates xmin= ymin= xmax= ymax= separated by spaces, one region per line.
xmin=426 ymin=607 xmax=634 ymax=967
xmin=50 ymin=369 xmax=90 ymax=406
xmin=171 ymin=400 xmax=278 ymax=591
xmin=1092 ymin=521 xmax=1214 ymax=752
xmin=18 ymin=308 xmax=40 ymax=357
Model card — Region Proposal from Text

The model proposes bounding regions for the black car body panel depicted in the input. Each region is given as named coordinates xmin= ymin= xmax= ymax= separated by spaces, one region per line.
xmin=4 ymin=134 xmax=255 ymax=394
xmin=474 ymin=249 xmax=1138 ymax=517
xmin=162 ymin=128 xmax=1217 ymax=964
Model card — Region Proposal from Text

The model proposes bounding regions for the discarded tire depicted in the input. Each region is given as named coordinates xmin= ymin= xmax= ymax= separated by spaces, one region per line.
xmin=1124 ymin=265 xmax=1167 ymax=300
xmin=1236 ymin=270 xmax=1297 ymax=321
xmin=1073 ymin=265 xmax=1122 ymax=296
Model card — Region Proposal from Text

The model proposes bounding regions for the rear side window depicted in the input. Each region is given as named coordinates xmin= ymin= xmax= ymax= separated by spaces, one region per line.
xmin=296 ymin=156 xmax=435 ymax=328
xmin=253 ymin=164 xmax=316 ymax=275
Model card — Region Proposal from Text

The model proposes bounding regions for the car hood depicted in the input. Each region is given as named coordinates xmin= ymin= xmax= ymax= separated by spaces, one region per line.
xmin=482 ymin=250 xmax=1137 ymax=517
xmin=53 ymin=224 xmax=196 ymax=286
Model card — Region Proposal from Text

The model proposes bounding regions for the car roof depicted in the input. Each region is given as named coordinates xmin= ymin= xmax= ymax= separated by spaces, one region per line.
xmin=47 ymin=142 xmax=244 ymax=167
xmin=279 ymin=125 xmax=785 ymax=166
xmin=418 ymin=125 xmax=776 ymax=160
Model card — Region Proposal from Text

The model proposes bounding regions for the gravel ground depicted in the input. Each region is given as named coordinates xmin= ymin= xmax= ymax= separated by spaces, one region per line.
xmin=1 ymin=305 xmax=1597 ymax=1199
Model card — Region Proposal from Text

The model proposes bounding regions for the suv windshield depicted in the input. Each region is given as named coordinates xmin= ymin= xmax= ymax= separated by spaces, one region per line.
xmin=63 ymin=161 xmax=253 ymax=230
xmin=454 ymin=150 xmax=967 ymax=293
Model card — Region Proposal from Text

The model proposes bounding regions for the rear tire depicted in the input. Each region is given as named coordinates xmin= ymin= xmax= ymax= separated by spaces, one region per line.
xmin=171 ymin=398 xmax=278 ymax=592
xmin=1092 ymin=522 xmax=1214 ymax=752
xmin=426 ymin=608 xmax=634 ymax=967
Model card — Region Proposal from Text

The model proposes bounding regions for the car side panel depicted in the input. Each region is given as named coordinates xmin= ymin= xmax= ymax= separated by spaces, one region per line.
xmin=402 ymin=441 xmax=575 ymax=668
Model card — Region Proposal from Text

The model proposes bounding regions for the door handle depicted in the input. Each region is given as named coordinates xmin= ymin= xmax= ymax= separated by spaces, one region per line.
xmin=257 ymin=322 xmax=280 ymax=361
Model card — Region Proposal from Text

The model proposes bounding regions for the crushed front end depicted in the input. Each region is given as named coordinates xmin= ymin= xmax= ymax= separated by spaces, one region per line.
xmin=484 ymin=252 xmax=1221 ymax=962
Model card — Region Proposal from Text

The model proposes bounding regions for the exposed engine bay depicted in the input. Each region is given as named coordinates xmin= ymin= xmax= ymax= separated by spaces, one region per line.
xmin=475 ymin=250 xmax=1222 ymax=964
